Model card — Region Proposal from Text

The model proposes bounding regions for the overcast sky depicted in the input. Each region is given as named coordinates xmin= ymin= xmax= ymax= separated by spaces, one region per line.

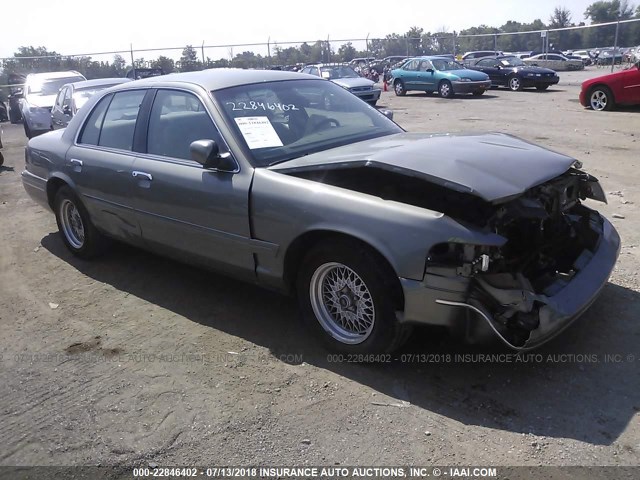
xmin=1 ymin=0 xmax=601 ymax=60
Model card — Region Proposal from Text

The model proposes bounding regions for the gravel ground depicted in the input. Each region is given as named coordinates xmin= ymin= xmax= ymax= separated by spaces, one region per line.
xmin=0 ymin=66 xmax=639 ymax=472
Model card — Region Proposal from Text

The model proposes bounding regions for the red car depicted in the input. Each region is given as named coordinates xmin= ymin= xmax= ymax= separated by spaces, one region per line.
xmin=580 ymin=61 xmax=640 ymax=111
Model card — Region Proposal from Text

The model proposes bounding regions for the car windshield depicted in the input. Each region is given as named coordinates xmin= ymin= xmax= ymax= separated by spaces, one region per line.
xmin=500 ymin=56 xmax=525 ymax=67
xmin=73 ymin=84 xmax=119 ymax=110
xmin=431 ymin=59 xmax=464 ymax=71
xmin=214 ymin=79 xmax=402 ymax=168
xmin=28 ymin=76 xmax=85 ymax=96
xmin=320 ymin=66 xmax=360 ymax=79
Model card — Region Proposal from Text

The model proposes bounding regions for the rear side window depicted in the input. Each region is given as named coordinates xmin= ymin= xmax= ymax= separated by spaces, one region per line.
xmin=79 ymin=93 xmax=112 ymax=145
xmin=98 ymin=90 xmax=146 ymax=151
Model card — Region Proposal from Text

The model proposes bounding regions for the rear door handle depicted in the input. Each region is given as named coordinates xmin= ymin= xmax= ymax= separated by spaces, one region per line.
xmin=132 ymin=171 xmax=153 ymax=181
xmin=69 ymin=158 xmax=83 ymax=172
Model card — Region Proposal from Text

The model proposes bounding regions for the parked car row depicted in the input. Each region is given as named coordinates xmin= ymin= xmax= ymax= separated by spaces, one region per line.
xmin=7 ymin=52 xmax=638 ymax=145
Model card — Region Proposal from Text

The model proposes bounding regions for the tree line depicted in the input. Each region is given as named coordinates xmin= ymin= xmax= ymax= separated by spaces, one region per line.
xmin=1 ymin=0 xmax=639 ymax=94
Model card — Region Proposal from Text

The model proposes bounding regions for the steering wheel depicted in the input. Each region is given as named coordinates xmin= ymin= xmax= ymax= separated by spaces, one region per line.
xmin=307 ymin=116 xmax=341 ymax=134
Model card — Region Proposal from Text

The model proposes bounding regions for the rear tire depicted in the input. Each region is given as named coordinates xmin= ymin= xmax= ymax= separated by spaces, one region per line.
xmin=472 ymin=90 xmax=484 ymax=96
xmin=54 ymin=186 xmax=109 ymax=259
xmin=296 ymin=240 xmax=411 ymax=353
xmin=536 ymin=85 xmax=549 ymax=91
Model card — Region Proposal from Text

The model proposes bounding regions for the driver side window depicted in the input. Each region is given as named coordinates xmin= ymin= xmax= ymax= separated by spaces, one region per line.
xmin=146 ymin=89 xmax=224 ymax=161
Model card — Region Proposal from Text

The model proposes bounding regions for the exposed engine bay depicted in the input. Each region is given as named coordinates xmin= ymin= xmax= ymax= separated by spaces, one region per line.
xmin=290 ymin=165 xmax=609 ymax=348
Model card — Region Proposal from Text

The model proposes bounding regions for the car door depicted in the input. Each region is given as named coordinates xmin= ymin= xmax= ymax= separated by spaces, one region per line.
xmin=617 ymin=64 xmax=640 ymax=104
xmin=400 ymin=59 xmax=421 ymax=89
xmin=65 ymin=89 xmax=147 ymax=244
xmin=475 ymin=58 xmax=501 ymax=84
xmin=51 ymin=87 xmax=71 ymax=130
xmin=419 ymin=60 xmax=436 ymax=90
xmin=130 ymin=88 xmax=255 ymax=279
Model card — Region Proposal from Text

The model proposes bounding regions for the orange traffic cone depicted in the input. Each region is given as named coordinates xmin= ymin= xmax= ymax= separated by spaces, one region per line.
xmin=383 ymin=78 xmax=388 ymax=92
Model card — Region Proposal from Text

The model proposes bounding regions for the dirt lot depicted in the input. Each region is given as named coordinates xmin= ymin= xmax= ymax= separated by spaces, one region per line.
xmin=0 ymin=67 xmax=639 ymax=471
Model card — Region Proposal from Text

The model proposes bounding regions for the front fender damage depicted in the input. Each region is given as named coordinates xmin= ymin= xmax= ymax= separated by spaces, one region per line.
xmin=428 ymin=172 xmax=620 ymax=350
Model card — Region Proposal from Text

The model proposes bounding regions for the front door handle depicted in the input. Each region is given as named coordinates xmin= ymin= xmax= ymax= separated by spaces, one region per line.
xmin=132 ymin=171 xmax=153 ymax=181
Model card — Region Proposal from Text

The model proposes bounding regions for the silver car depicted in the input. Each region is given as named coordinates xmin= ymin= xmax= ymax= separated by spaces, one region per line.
xmin=524 ymin=54 xmax=584 ymax=71
xmin=51 ymin=78 xmax=132 ymax=130
xmin=19 ymin=71 xmax=86 ymax=138
xmin=300 ymin=64 xmax=381 ymax=106
xmin=21 ymin=69 xmax=619 ymax=353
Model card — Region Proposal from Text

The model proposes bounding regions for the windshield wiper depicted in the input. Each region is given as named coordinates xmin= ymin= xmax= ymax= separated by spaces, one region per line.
xmin=268 ymin=153 xmax=310 ymax=166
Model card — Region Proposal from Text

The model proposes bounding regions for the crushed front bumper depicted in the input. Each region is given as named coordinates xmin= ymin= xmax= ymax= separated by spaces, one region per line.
xmin=400 ymin=214 xmax=620 ymax=350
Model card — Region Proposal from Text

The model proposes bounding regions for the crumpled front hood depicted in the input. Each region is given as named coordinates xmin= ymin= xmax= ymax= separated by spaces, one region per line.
xmin=270 ymin=132 xmax=578 ymax=203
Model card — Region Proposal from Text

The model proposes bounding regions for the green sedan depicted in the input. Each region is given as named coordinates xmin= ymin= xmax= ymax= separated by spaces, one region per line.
xmin=391 ymin=56 xmax=492 ymax=98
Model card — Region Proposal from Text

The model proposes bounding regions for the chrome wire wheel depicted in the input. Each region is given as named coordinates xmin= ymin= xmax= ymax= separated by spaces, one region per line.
xmin=590 ymin=89 xmax=608 ymax=111
xmin=309 ymin=262 xmax=375 ymax=344
xmin=59 ymin=199 xmax=85 ymax=249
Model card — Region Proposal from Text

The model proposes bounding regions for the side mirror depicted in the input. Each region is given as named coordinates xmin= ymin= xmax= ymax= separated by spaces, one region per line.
xmin=63 ymin=105 xmax=72 ymax=116
xmin=426 ymin=68 xmax=434 ymax=74
xmin=190 ymin=139 xmax=237 ymax=172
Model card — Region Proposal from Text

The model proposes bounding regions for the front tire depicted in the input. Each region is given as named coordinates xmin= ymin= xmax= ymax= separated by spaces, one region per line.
xmin=589 ymin=86 xmax=614 ymax=111
xmin=508 ymin=75 xmax=523 ymax=91
xmin=54 ymin=186 xmax=108 ymax=259
xmin=296 ymin=240 xmax=410 ymax=353
xmin=394 ymin=80 xmax=406 ymax=96
xmin=438 ymin=80 xmax=454 ymax=98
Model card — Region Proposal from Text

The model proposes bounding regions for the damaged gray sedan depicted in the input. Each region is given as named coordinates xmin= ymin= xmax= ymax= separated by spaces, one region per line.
xmin=21 ymin=69 xmax=620 ymax=353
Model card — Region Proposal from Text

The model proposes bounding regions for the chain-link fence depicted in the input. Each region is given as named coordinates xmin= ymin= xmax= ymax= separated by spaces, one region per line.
xmin=1 ymin=18 xmax=639 ymax=81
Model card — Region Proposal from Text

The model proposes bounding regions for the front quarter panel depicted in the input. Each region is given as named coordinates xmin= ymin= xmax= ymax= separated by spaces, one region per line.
xmin=250 ymin=169 xmax=505 ymax=285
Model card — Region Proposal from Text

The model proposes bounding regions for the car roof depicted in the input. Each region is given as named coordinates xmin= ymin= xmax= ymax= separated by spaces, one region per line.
xmin=67 ymin=78 xmax=132 ymax=89
xmin=116 ymin=68 xmax=314 ymax=91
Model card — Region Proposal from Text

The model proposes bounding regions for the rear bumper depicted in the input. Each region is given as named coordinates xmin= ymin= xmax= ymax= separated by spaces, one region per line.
xmin=21 ymin=170 xmax=50 ymax=210
xmin=400 ymin=213 xmax=620 ymax=350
